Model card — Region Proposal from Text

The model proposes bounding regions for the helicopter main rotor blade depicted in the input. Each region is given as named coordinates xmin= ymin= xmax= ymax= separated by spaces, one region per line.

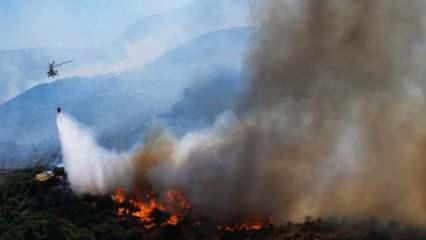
xmin=53 ymin=60 xmax=74 ymax=68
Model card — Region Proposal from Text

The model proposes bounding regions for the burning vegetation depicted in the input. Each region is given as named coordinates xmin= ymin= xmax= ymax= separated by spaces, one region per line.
xmin=2 ymin=168 xmax=426 ymax=239
xmin=111 ymin=187 xmax=271 ymax=232
xmin=112 ymin=187 xmax=190 ymax=229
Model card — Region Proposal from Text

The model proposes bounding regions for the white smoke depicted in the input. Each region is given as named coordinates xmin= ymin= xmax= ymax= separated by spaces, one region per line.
xmin=57 ymin=113 xmax=134 ymax=195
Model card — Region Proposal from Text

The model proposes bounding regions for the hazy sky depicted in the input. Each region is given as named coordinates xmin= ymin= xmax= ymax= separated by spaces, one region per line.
xmin=0 ymin=0 xmax=193 ymax=50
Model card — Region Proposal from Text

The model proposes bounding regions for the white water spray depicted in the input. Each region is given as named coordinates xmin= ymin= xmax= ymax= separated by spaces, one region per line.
xmin=57 ymin=113 xmax=134 ymax=195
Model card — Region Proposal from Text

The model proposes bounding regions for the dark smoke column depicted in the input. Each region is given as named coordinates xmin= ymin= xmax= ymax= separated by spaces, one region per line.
xmin=148 ymin=0 xmax=426 ymax=224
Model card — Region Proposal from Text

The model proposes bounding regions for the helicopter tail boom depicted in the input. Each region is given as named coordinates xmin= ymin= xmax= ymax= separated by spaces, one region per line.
xmin=53 ymin=60 xmax=74 ymax=68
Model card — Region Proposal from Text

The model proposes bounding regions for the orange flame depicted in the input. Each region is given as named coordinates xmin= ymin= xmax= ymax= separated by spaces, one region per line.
xmin=113 ymin=187 xmax=126 ymax=204
xmin=216 ymin=217 xmax=272 ymax=232
xmin=113 ymin=187 xmax=271 ymax=231
xmin=112 ymin=188 xmax=190 ymax=229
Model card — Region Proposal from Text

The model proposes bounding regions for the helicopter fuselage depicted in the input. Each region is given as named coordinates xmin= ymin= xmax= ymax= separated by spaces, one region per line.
xmin=47 ymin=68 xmax=58 ymax=78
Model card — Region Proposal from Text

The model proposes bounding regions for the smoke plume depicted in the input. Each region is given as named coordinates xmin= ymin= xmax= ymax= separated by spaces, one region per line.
xmin=59 ymin=0 xmax=426 ymax=225
xmin=147 ymin=0 xmax=426 ymax=223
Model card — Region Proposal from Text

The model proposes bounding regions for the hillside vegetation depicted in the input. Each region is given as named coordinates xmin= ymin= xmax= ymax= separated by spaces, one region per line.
xmin=1 ymin=168 xmax=426 ymax=240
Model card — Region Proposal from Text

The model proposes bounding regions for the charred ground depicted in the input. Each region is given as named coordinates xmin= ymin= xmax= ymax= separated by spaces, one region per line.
xmin=1 ymin=168 xmax=425 ymax=240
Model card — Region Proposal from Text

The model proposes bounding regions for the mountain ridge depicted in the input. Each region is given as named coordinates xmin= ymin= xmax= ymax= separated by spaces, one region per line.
xmin=0 ymin=27 xmax=253 ymax=168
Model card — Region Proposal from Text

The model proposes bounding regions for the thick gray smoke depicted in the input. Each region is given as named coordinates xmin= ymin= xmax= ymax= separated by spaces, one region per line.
xmin=146 ymin=0 xmax=426 ymax=223
xmin=58 ymin=0 xmax=426 ymax=225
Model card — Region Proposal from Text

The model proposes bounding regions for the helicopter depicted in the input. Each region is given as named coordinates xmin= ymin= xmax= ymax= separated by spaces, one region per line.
xmin=47 ymin=60 xmax=74 ymax=113
xmin=47 ymin=60 xmax=74 ymax=78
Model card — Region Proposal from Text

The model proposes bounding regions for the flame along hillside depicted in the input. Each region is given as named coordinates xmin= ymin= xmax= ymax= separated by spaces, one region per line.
xmin=2 ymin=168 xmax=426 ymax=239
xmin=113 ymin=188 xmax=191 ymax=228
xmin=111 ymin=187 xmax=269 ymax=231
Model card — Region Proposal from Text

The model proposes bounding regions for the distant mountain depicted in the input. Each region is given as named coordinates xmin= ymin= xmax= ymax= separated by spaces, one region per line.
xmin=124 ymin=0 xmax=249 ymax=42
xmin=98 ymin=0 xmax=251 ymax=72
xmin=0 ymin=0 xmax=251 ymax=102
xmin=161 ymin=69 xmax=245 ymax=135
xmin=0 ymin=27 xmax=253 ymax=168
